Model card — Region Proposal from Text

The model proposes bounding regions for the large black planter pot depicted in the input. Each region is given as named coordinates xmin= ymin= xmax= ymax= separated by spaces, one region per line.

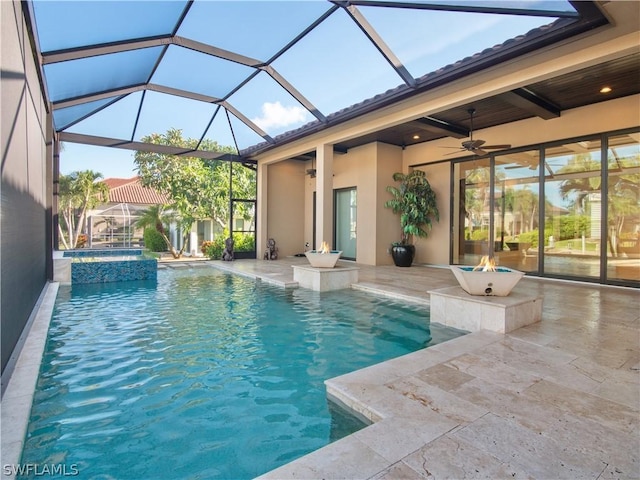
xmin=391 ymin=244 xmax=415 ymax=267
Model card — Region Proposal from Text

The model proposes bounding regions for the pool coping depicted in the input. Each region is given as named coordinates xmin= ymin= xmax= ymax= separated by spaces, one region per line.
xmin=255 ymin=331 xmax=503 ymax=480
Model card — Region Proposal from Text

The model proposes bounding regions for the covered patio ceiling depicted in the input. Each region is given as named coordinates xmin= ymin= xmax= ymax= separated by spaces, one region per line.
xmin=323 ymin=52 xmax=640 ymax=155
xmin=26 ymin=0 xmax=630 ymax=163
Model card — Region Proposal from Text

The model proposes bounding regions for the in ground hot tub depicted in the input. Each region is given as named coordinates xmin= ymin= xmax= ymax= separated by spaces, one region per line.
xmin=54 ymin=249 xmax=157 ymax=284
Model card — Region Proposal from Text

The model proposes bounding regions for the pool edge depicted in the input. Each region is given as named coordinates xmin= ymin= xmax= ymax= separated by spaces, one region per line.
xmin=1 ymin=282 xmax=58 ymax=480
xmin=256 ymin=331 xmax=503 ymax=480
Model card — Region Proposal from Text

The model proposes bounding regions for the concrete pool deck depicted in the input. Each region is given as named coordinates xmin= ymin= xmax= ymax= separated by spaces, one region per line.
xmin=2 ymin=258 xmax=638 ymax=479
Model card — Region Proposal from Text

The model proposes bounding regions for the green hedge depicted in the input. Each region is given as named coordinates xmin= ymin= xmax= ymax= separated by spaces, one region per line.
xmin=201 ymin=230 xmax=255 ymax=259
xmin=143 ymin=228 xmax=167 ymax=252
xmin=518 ymin=230 xmax=539 ymax=247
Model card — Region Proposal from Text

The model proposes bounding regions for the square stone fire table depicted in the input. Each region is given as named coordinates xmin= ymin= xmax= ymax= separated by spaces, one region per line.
xmin=428 ymin=286 xmax=542 ymax=333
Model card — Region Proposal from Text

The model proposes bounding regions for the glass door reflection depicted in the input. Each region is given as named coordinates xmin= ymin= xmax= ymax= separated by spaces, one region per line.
xmin=453 ymin=158 xmax=491 ymax=265
xmin=335 ymin=188 xmax=357 ymax=260
xmin=494 ymin=151 xmax=540 ymax=273
xmin=606 ymin=133 xmax=640 ymax=283
xmin=543 ymin=140 xmax=603 ymax=279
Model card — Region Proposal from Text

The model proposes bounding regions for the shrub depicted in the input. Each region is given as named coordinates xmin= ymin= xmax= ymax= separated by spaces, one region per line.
xmin=143 ymin=228 xmax=167 ymax=252
xmin=470 ymin=229 xmax=489 ymax=241
xmin=233 ymin=232 xmax=255 ymax=252
xmin=75 ymin=234 xmax=88 ymax=248
xmin=547 ymin=215 xmax=590 ymax=241
xmin=518 ymin=230 xmax=539 ymax=247
xmin=202 ymin=231 xmax=256 ymax=259
xmin=200 ymin=241 xmax=214 ymax=255
xmin=203 ymin=235 xmax=225 ymax=259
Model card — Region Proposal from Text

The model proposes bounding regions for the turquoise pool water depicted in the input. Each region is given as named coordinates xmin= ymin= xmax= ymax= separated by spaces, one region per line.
xmin=21 ymin=267 xmax=466 ymax=479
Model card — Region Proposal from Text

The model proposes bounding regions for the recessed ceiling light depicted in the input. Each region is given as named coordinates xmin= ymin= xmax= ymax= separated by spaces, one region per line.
xmin=412 ymin=134 xmax=420 ymax=140
xmin=600 ymin=86 xmax=612 ymax=93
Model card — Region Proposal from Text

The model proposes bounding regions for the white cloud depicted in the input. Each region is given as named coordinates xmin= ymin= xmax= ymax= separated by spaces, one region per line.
xmin=251 ymin=101 xmax=308 ymax=131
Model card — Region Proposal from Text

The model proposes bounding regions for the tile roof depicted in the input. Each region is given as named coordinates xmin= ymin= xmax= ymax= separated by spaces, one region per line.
xmin=102 ymin=177 xmax=169 ymax=205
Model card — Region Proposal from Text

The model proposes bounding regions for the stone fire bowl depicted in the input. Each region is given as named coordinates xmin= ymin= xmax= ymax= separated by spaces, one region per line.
xmin=450 ymin=265 xmax=525 ymax=296
xmin=304 ymin=250 xmax=342 ymax=268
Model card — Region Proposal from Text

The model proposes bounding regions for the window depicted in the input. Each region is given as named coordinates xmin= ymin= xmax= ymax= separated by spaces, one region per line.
xmin=452 ymin=129 xmax=640 ymax=286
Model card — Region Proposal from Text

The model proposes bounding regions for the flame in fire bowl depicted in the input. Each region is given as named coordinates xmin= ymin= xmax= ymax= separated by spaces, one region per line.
xmin=305 ymin=242 xmax=342 ymax=268
xmin=450 ymin=262 xmax=525 ymax=296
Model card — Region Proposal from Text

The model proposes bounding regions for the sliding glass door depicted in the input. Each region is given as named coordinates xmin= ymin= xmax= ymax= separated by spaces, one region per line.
xmin=452 ymin=158 xmax=491 ymax=265
xmin=494 ymin=150 xmax=540 ymax=273
xmin=335 ymin=188 xmax=357 ymax=260
xmin=543 ymin=140 xmax=603 ymax=279
xmin=452 ymin=128 xmax=639 ymax=286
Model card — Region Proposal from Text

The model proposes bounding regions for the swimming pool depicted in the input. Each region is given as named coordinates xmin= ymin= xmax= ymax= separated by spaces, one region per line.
xmin=20 ymin=267 xmax=467 ymax=479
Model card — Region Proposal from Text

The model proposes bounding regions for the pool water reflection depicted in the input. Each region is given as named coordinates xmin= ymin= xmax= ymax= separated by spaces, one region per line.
xmin=20 ymin=267 xmax=466 ymax=479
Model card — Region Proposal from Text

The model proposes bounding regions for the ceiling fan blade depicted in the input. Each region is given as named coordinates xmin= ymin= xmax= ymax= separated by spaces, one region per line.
xmin=444 ymin=149 xmax=465 ymax=156
xmin=473 ymin=149 xmax=488 ymax=155
xmin=482 ymin=144 xmax=511 ymax=150
xmin=504 ymin=164 xmax=531 ymax=169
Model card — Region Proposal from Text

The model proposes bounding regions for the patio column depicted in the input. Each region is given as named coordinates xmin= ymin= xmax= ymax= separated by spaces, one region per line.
xmin=256 ymin=161 xmax=268 ymax=258
xmin=315 ymin=144 xmax=334 ymax=249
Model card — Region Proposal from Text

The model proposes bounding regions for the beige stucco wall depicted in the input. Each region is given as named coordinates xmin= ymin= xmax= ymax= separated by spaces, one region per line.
xmin=410 ymin=162 xmax=451 ymax=266
xmin=263 ymin=95 xmax=638 ymax=267
xmin=376 ymin=143 xmax=404 ymax=265
xmin=264 ymin=160 xmax=306 ymax=257
xmin=301 ymin=143 xmax=402 ymax=265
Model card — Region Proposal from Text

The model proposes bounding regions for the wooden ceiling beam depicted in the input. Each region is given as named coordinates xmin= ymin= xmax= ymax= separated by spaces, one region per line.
xmin=500 ymin=88 xmax=561 ymax=120
xmin=410 ymin=117 xmax=469 ymax=139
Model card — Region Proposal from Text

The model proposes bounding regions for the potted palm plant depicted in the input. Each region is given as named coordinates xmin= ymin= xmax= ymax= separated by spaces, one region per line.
xmin=384 ymin=170 xmax=439 ymax=267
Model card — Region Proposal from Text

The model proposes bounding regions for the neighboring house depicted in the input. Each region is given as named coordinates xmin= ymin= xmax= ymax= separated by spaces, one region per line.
xmin=87 ymin=177 xmax=169 ymax=248
xmin=89 ymin=176 xmax=219 ymax=254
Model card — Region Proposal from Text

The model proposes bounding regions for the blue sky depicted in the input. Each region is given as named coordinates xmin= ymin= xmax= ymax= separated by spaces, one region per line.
xmin=54 ymin=1 xmax=566 ymax=179
xmin=61 ymin=144 xmax=139 ymax=179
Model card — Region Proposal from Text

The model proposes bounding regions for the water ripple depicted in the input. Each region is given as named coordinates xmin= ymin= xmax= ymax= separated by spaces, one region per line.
xmin=21 ymin=268 xmax=466 ymax=480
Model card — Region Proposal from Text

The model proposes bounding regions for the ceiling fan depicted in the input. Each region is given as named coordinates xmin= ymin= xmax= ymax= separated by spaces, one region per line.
xmin=306 ymin=158 xmax=316 ymax=178
xmin=443 ymin=108 xmax=511 ymax=156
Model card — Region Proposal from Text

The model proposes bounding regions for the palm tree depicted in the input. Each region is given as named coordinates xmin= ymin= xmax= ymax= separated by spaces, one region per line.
xmin=58 ymin=170 xmax=109 ymax=249
xmin=135 ymin=205 xmax=181 ymax=258
xmin=511 ymin=187 xmax=538 ymax=234
xmin=557 ymin=152 xmax=640 ymax=255
xmin=558 ymin=154 xmax=601 ymax=214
